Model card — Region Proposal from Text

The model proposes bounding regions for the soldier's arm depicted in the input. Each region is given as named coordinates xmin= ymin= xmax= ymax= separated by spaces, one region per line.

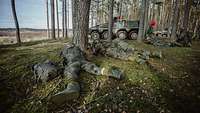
xmin=81 ymin=61 xmax=102 ymax=76
xmin=81 ymin=61 xmax=123 ymax=80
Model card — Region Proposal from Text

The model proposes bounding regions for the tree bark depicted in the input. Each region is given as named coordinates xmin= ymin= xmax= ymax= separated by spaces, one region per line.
xmin=67 ymin=0 xmax=69 ymax=31
xmin=91 ymin=10 xmax=94 ymax=27
xmin=119 ymin=0 xmax=123 ymax=17
xmin=152 ymin=3 xmax=156 ymax=19
xmin=72 ymin=0 xmax=79 ymax=44
xmin=138 ymin=0 xmax=146 ymax=42
xmin=72 ymin=0 xmax=91 ymax=51
xmin=183 ymin=0 xmax=190 ymax=30
xmin=46 ymin=0 xmax=50 ymax=39
xmin=62 ymin=0 xmax=65 ymax=37
xmin=144 ymin=0 xmax=149 ymax=34
xmin=108 ymin=0 xmax=114 ymax=41
xmin=64 ymin=0 xmax=68 ymax=38
xmin=51 ymin=0 xmax=56 ymax=39
xmin=11 ymin=0 xmax=21 ymax=44
xmin=56 ymin=0 xmax=60 ymax=38
xmin=171 ymin=0 xmax=179 ymax=41
xmin=97 ymin=0 xmax=100 ymax=25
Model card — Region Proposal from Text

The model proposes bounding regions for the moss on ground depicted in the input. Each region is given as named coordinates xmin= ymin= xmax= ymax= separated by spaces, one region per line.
xmin=0 ymin=39 xmax=200 ymax=113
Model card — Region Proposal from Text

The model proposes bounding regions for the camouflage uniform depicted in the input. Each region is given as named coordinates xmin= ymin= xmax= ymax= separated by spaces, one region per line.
xmin=32 ymin=60 xmax=60 ymax=83
xmin=89 ymin=39 xmax=162 ymax=64
xmin=32 ymin=44 xmax=123 ymax=105
xmin=144 ymin=34 xmax=179 ymax=47
xmin=145 ymin=32 xmax=192 ymax=47
xmin=49 ymin=44 xmax=123 ymax=105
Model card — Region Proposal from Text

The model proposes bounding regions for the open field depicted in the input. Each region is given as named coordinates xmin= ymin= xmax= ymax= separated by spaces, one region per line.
xmin=0 ymin=29 xmax=73 ymax=44
xmin=0 ymin=39 xmax=200 ymax=113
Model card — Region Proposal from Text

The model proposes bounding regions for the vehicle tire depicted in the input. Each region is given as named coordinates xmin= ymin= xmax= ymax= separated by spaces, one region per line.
xmin=162 ymin=34 xmax=168 ymax=37
xmin=117 ymin=30 xmax=127 ymax=39
xmin=102 ymin=31 xmax=109 ymax=40
xmin=129 ymin=31 xmax=138 ymax=40
xmin=90 ymin=31 xmax=100 ymax=40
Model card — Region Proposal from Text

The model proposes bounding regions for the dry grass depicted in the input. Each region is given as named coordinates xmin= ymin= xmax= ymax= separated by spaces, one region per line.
xmin=0 ymin=39 xmax=200 ymax=113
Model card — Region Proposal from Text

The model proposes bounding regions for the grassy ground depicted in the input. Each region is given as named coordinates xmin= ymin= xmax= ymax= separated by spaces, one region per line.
xmin=0 ymin=39 xmax=200 ymax=113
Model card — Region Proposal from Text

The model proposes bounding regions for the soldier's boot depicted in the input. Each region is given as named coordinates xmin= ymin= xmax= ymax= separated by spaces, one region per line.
xmin=101 ymin=66 xmax=123 ymax=79
xmin=50 ymin=62 xmax=81 ymax=105
xmin=49 ymin=81 xmax=80 ymax=105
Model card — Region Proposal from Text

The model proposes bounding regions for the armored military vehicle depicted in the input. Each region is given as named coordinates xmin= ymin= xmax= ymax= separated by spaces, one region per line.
xmin=89 ymin=18 xmax=139 ymax=40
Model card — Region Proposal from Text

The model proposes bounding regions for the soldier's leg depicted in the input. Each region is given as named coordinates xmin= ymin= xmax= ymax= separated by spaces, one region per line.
xmin=50 ymin=61 xmax=81 ymax=105
xmin=81 ymin=61 xmax=123 ymax=79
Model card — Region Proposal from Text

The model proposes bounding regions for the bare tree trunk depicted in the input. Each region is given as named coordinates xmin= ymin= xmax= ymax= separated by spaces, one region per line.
xmin=62 ymin=0 xmax=65 ymax=37
xmin=138 ymin=0 xmax=146 ymax=42
xmin=67 ymin=0 xmax=69 ymax=31
xmin=11 ymin=0 xmax=21 ymax=44
xmin=152 ymin=3 xmax=155 ymax=19
xmin=119 ymin=0 xmax=123 ymax=17
xmin=72 ymin=0 xmax=91 ymax=51
xmin=171 ymin=0 xmax=179 ymax=41
xmin=51 ymin=0 xmax=56 ymax=39
xmin=144 ymin=0 xmax=149 ymax=35
xmin=108 ymin=0 xmax=114 ymax=41
xmin=64 ymin=0 xmax=68 ymax=38
xmin=56 ymin=0 xmax=60 ymax=38
xmin=72 ymin=0 xmax=79 ymax=43
xmin=157 ymin=4 xmax=161 ymax=30
xmin=97 ymin=0 xmax=100 ymax=25
xmin=91 ymin=10 xmax=94 ymax=27
xmin=183 ymin=0 xmax=190 ymax=31
xmin=169 ymin=0 xmax=175 ymax=29
xmin=193 ymin=19 xmax=199 ymax=38
xmin=46 ymin=0 xmax=50 ymax=39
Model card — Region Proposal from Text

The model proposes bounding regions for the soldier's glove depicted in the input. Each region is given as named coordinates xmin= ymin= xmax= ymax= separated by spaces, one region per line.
xmin=101 ymin=66 xmax=123 ymax=80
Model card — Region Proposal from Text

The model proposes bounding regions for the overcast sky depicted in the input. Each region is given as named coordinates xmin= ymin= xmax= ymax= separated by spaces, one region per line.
xmin=0 ymin=0 xmax=72 ymax=29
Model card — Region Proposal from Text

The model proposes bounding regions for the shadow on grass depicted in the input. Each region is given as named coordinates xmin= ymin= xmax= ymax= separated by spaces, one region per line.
xmin=148 ymin=43 xmax=200 ymax=113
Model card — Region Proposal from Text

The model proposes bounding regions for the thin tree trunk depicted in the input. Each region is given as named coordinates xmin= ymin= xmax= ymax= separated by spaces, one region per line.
xmin=119 ymin=0 xmax=123 ymax=17
xmin=11 ymin=0 xmax=21 ymax=44
xmin=171 ymin=0 xmax=179 ymax=41
xmin=51 ymin=0 xmax=56 ymax=39
xmin=193 ymin=19 xmax=199 ymax=38
xmin=157 ymin=5 xmax=161 ymax=30
xmin=91 ymin=10 xmax=94 ymax=27
xmin=152 ymin=3 xmax=155 ymax=19
xmin=67 ymin=0 xmax=69 ymax=30
xmin=144 ymin=0 xmax=149 ymax=35
xmin=46 ymin=0 xmax=50 ymax=39
xmin=62 ymin=0 xmax=65 ymax=37
xmin=97 ymin=0 xmax=100 ymax=25
xmin=183 ymin=0 xmax=190 ymax=31
xmin=108 ymin=0 xmax=114 ymax=41
xmin=56 ymin=0 xmax=60 ymax=38
xmin=138 ymin=0 xmax=146 ymax=42
xmin=64 ymin=0 xmax=68 ymax=38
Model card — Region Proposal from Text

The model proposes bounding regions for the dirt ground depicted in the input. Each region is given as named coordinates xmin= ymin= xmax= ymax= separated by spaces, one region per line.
xmin=0 ymin=39 xmax=200 ymax=113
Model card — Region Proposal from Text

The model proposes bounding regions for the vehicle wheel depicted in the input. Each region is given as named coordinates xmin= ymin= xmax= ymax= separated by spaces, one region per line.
xmin=129 ymin=31 xmax=138 ymax=40
xmin=117 ymin=31 xmax=127 ymax=39
xmin=90 ymin=31 xmax=100 ymax=40
xmin=102 ymin=31 xmax=109 ymax=40
xmin=162 ymin=34 xmax=168 ymax=37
